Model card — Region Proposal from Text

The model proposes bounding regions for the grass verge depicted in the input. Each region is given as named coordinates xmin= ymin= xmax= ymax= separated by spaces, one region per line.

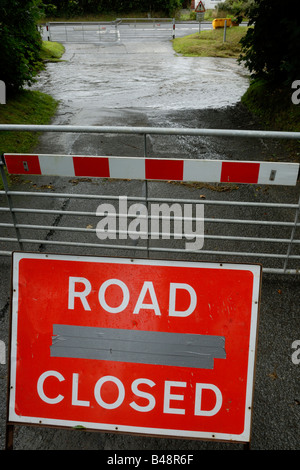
xmin=40 ymin=41 xmax=65 ymax=62
xmin=0 ymin=40 xmax=63 ymax=155
xmin=0 ymin=90 xmax=58 ymax=188
xmin=241 ymin=80 xmax=300 ymax=133
xmin=173 ymin=26 xmax=299 ymax=162
xmin=0 ymin=40 xmax=63 ymax=187
xmin=241 ymin=80 xmax=300 ymax=162
xmin=0 ymin=89 xmax=58 ymax=153
xmin=173 ymin=26 xmax=248 ymax=58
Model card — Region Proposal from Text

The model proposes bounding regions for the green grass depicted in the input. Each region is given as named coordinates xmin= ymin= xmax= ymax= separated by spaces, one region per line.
xmin=0 ymin=90 xmax=58 ymax=187
xmin=0 ymin=40 xmax=62 ymax=188
xmin=173 ymin=26 xmax=249 ymax=58
xmin=0 ymin=40 xmax=63 ymax=155
xmin=241 ymin=80 xmax=300 ymax=133
xmin=40 ymin=41 xmax=65 ymax=62
xmin=241 ymin=80 xmax=300 ymax=162
xmin=0 ymin=90 xmax=58 ymax=153
xmin=178 ymin=8 xmax=215 ymax=21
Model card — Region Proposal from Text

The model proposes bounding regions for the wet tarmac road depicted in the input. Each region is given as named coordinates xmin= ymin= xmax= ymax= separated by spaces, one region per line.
xmin=0 ymin=34 xmax=299 ymax=451
xmin=34 ymin=39 xmax=249 ymax=114
xmin=30 ymin=38 xmax=249 ymax=160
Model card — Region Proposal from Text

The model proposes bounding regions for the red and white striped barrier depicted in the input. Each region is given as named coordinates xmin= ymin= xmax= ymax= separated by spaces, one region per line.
xmin=4 ymin=154 xmax=299 ymax=185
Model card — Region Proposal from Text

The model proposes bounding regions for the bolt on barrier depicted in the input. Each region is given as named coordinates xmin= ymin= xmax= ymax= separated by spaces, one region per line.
xmin=0 ymin=124 xmax=299 ymax=274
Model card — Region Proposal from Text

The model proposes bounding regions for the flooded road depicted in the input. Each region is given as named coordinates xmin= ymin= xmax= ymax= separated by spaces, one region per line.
xmin=33 ymin=40 xmax=249 ymax=123
xmin=31 ymin=39 xmax=250 ymax=160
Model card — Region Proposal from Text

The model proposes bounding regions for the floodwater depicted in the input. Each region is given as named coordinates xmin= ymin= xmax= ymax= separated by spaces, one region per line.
xmin=32 ymin=40 xmax=249 ymax=123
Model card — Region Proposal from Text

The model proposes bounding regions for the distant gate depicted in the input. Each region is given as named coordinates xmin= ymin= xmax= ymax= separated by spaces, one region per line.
xmin=115 ymin=18 xmax=175 ymax=40
xmin=45 ymin=19 xmax=187 ymax=43
xmin=45 ymin=21 xmax=121 ymax=43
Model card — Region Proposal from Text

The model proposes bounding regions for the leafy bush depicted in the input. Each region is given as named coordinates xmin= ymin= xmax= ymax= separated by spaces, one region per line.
xmin=39 ymin=0 xmax=184 ymax=17
xmin=216 ymin=0 xmax=255 ymax=17
xmin=42 ymin=3 xmax=58 ymax=17
xmin=0 ymin=0 xmax=43 ymax=94
xmin=239 ymin=0 xmax=300 ymax=85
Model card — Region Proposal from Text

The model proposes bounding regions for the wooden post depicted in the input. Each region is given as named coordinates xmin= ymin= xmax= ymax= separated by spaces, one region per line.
xmin=5 ymin=424 xmax=14 ymax=451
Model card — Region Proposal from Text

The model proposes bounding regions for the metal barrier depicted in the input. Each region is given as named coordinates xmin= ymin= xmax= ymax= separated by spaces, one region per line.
xmin=44 ymin=19 xmax=205 ymax=42
xmin=115 ymin=18 xmax=175 ymax=39
xmin=45 ymin=21 xmax=120 ymax=43
xmin=0 ymin=124 xmax=299 ymax=274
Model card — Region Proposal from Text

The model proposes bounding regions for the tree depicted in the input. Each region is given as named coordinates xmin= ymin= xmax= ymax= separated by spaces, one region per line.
xmin=0 ymin=0 xmax=43 ymax=94
xmin=217 ymin=0 xmax=255 ymax=19
xmin=40 ymin=0 xmax=183 ymax=17
xmin=239 ymin=0 xmax=300 ymax=86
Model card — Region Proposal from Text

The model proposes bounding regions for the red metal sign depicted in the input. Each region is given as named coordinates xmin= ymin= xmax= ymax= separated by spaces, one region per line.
xmin=195 ymin=1 xmax=205 ymax=13
xmin=8 ymin=253 xmax=261 ymax=442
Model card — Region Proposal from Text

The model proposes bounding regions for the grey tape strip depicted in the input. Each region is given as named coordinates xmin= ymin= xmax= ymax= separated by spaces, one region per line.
xmin=51 ymin=324 xmax=226 ymax=370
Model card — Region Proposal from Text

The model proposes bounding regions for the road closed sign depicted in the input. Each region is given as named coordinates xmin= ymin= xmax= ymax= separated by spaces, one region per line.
xmin=8 ymin=253 xmax=261 ymax=443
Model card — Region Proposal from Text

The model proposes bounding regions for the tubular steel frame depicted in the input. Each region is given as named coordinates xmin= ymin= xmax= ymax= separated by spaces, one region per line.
xmin=45 ymin=18 xmax=176 ymax=43
xmin=0 ymin=124 xmax=299 ymax=274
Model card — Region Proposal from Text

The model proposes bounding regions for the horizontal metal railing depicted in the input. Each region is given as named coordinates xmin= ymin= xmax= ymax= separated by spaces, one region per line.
xmin=2 ymin=124 xmax=300 ymax=140
xmin=44 ymin=19 xmax=245 ymax=43
xmin=46 ymin=21 xmax=120 ymax=43
xmin=0 ymin=124 xmax=299 ymax=274
xmin=45 ymin=18 xmax=176 ymax=43
xmin=43 ymin=18 xmax=250 ymax=44
xmin=115 ymin=18 xmax=175 ymax=38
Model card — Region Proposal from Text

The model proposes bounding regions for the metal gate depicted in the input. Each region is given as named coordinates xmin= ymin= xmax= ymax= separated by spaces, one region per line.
xmin=44 ymin=19 xmax=191 ymax=43
xmin=45 ymin=21 xmax=121 ymax=43
xmin=0 ymin=124 xmax=299 ymax=274
xmin=115 ymin=18 xmax=175 ymax=40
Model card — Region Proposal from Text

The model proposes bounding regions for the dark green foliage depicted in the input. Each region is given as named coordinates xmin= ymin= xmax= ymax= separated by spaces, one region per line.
xmin=217 ymin=0 xmax=255 ymax=17
xmin=40 ymin=0 xmax=183 ymax=17
xmin=0 ymin=0 xmax=43 ymax=94
xmin=239 ymin=0 xmax=300 ymax=86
